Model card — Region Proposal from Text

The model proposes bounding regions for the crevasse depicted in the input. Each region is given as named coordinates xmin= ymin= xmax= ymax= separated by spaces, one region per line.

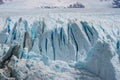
xmin=0 ymin=14 xmax=120 ymax=80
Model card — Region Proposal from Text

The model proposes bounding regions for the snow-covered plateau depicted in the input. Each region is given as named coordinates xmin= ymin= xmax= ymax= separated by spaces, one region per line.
xmin=0 ymin=10 xmax=120 ymax=80
xmin=0 ymin=0 xmax=113 ymax=9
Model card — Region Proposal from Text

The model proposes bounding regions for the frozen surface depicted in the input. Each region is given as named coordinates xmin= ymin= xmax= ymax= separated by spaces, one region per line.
xmin=0 ymin=0 xmax=113 ymax=9
xmin=0 ymin=12 xmax=120 ymax=80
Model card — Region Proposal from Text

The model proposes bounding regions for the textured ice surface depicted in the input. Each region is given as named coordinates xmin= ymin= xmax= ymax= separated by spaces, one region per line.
xmin=0 ymin=13 xmax=120 ymax=80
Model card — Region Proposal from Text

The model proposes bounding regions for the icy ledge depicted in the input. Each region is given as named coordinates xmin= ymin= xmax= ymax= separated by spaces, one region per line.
xmin=0 ymin=14 xmax=120 ymax=80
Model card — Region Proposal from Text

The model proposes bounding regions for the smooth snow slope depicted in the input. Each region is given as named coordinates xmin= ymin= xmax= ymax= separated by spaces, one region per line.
xmin=0 ymin=0 xmax=113 ymax=9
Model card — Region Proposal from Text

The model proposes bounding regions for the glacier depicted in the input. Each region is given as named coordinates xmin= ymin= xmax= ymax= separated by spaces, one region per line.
xmin=0 ymin=13 xmax=120 ymax=80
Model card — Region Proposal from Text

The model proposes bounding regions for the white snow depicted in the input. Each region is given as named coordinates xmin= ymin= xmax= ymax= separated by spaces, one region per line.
xmin=0 ymin=0 xmax=113 ymax=9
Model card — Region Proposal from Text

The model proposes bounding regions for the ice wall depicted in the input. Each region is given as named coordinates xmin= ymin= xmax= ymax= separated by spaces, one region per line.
xmin=0 ymin=14 xmax=120 ymax=80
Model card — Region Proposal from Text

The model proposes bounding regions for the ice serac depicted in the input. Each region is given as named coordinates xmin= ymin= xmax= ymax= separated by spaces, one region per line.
xmin=37 ymin=21 xmax=93 ymax=62
xmin=0 ymin=17 xmax=98 ymax=62
xmin=69 ymin=22 xmax=92 ymax=61
xmin=0 ymin=14 xmax=120 ymax=80
xmin=23 ymin=31 xmax=33 ymax=52
xmin=0 ymin=44 xmax=20 ymax=66
xmin=82 ymin=40 xmax=116 ymax=80
xmin=80 ymin=21 xmax=98 ymax=45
